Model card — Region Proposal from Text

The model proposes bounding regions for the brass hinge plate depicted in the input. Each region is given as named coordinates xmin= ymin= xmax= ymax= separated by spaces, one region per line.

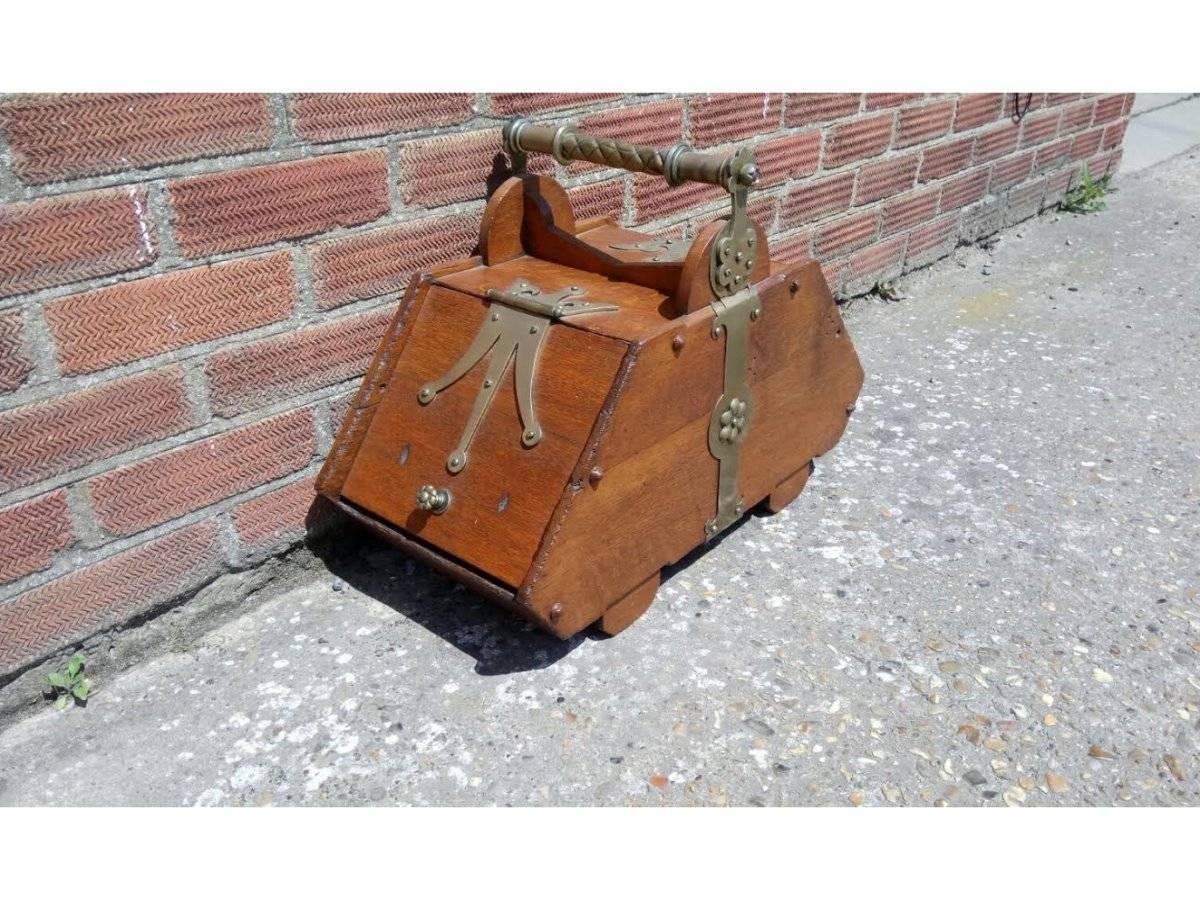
xmin=705 ymin=285 xmax=760 ymax=539
xmin=417 ymin=279 xmax=616 ymax=474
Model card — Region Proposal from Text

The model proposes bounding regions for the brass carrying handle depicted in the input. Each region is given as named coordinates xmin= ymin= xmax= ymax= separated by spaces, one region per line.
xmin=503 ymin=118 xmax=760 ymax=190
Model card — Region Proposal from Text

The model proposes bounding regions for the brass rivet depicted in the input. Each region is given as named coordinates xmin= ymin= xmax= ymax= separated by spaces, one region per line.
xmin=588 ymin=466 xmax=604 ymax=486
xmin=491 ymin=312 xmax=500 ymax=321
xmin=845 ymin=403 xmax=856 ymax=415
xmin=529 ymin=325 xmax=538 ymax=334
xmin=789 ymin=280 xmax=800 ymax=295
xmin=483 ymin=378 xmax=493 ymax=388
xmin=549 ymin=603 xmax=563 ymax=623
xmin=672 ymin=334 xmax=685 ymax=352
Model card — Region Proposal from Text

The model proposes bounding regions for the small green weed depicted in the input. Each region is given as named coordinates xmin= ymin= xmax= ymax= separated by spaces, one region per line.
xmin=45 ymin=653 xmax=90 ymax=710
xmin=1059 ymin=164 xmax=1112 ymax=214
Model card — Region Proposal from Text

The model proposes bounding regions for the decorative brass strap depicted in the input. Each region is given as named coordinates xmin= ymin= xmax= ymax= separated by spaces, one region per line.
xmin=418 ymin=280 xmax=616 ymax=475
xmin=705 ymin=285 xmax=761 ymax=539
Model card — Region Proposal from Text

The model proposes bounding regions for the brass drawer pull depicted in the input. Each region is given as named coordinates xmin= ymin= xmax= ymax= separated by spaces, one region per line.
xmin=416 ymin=485 xmax=451 ymax=514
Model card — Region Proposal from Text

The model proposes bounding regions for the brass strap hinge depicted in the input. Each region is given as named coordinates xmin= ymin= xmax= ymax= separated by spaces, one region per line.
xmin=705 ymin=285 xmax=761 ymax=539
xmin=418 ymin=279 xmax=616 ymax=474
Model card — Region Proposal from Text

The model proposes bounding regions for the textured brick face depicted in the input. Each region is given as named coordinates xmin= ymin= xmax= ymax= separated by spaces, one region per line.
xmin=490 ymin=93 xmax=622 ymax=116
xmin=825 ymin=113 xmax=894 ymax=168
xmin=232 ymin=474 xmax=318 ymax=557
xmin=88 ymin=408 xmax=316 ymax=536
xmin=815 ymin=211 xmax=880 ymax=259
xmin=169 ymin=151 xmax=389 ymax=256
xmin=397 ymin=130 xmax=508 ymax=208
xmin=882 ymin=187 xmax=941 ymax=235
xmin=940 ymin=168 xmax=991 ymax=211
xmin=567 ymin=178 xmax=626 ymax=221
xmin=785 ymin=94 xmax=861 ymax=126
xmin=896 ymin=101 xmax=954 ymax=148
xmin=779 ymin=172 xmax=855 ymax=229
xmin=0 ymin=490 xmax=73 ymax=584
xmin=309 ymin=213 xmax=480 ymax=309
xmin=991 ymin=151 xmax=1036 ymax=190
xmin=46 ymin=252 xmax=296 ymax=375
xmin=865 ymin=93 xmax=923 ymax=110
xmin=1021 ymin=110 xmax=1061 ymax=148
xmin=954 ymin=94 xmax=1003 ymax=131
xmin=291 ymin=93 xmax=473 ymax=142
xmin=206 ymin=308 xmax=391 ymax=416
xmin=1093 ymin=95 xmax=1125 ymax=125
xmin=0 ymin=93 xmax=272 ymax=183
xmin=0 ymin=367 xmax=193 ymax=492
xmin=755 ymin=131 xmax=820 ymax=186
xmin=633 ymin=175 xmax=723 ymax=224
xmin=689 ymin=94 xmax=783 ymax=147
xmin=920 ymin=136 xmax=975 ymax=182
xmin=854 ymin=154 xmax=919 ymax=206
xmin=1061 ymin=100 xmax=1097 ymax=134
xmin=0 ymin=311 xmax=32 ymax=392
xmin=975 ymin=122 xmax=1021 ymax=163
xmin=0 ymin=521 xmax=223 ymax=672
xmin=0 ymin=187 xmax=156 ymax=299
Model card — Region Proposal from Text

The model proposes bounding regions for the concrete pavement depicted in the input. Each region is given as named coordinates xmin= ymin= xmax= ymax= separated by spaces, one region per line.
xmin=1 ymin=150 xmax=1198 ymax=807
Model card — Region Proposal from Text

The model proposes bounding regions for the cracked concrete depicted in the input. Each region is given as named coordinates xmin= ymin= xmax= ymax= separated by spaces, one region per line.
xmin=1 ymin=150 xmax=1198 ymax=807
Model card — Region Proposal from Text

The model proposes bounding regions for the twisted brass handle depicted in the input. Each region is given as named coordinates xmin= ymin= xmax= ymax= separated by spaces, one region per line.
xmin=503 ymin=118 xmax=760 ymax=190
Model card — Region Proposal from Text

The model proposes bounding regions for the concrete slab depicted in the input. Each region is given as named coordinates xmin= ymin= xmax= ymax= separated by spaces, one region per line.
xmin=1121 ymin=94 xmax=1200 ymax=172
xmin=1 ymin=155 xmax=1198 ymax=807
xmin=1131 ymin=93 xmax=1196 ymax=117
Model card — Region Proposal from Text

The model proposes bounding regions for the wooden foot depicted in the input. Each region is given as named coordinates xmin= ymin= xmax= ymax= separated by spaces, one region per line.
xmin=594 ymin=572 xmax=660 ymax=636
xmin=762 ymin=460 xmax=815 ymax=514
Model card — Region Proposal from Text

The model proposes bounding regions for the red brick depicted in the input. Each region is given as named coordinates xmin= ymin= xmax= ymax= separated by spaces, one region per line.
xmin=1102 ymin=120 xmax=1128 ymax=151
xmin=770 ymin=230 xmax=814 ymax=267
xmin=974 ymin=122 xmax=1020 ymax=163
xmin=785 ymin=94 xmax=861 ymax=126
xmin=954 ymin=94 xmax=1003 ymax=131
xmin=309 ymin=213 xmax=480 ymax=309
xmin=815 ymin=211 xmax=879 ymax=259
xmin=905 ymin=214 xmax=960 ymax=269
xmin=1046 ymin=93 xmax=1082 ymax=106
xmin=88 ymin=409 xmax=316 ymax=537
xmin=46 ymin=252 xmax=296 ymax=376
xmin=689 ymin=93 xmax=783 ymax=147
xmin=991 ymin=151 xmax=1036 ymax=191
xmin=1006 ymin=93 xmax=1046 ymax=118
xmin=754 ymin=131 xmax=821 ymax=186
xmin=854 ymin=154 xmax=919 ymax=206
xmin=0 ymin=521 xmax=223 ymax=673
xmin=328 ymin=391 xmax=356 ymax=433
xmin=0 ymin=367 xmax=193 ymax=492
xmin=0 ymin=310 xmax=32 ymax=393
xmin=896 ymin=101 xmax=954 ymax=148
xmin=1004 ymin=178 xmax=1047 ymax=225
xmin=778 ymin=172 xmax=855 ymax=229
xmin=1122 ymin=94 xmax=1135 ymax=116
xmin=1088 ymin=149 xmax=1122 ymax=179
xmin=206 ymin=309 xmax=391 ymax=416
xmin=396 ymin=130 xmax=511 ymax=208
xmin=567 ymin=178 xmax=626 ymax=221
xmin=1071 ymin=129 xmax=1104 ymax=161
xmin=843 ymin=234 xmax=907 ymax=287
xmin=1035 ymin=137 xmax=1073 ymax=171
xmin=580 ymin=101 xmax=684 ymax=151
xmin=824 ymin=113 xmax=894 ymax=168
xmin=1020 ymin=110 xmax=1061 ymax=148
xmin=0 ymin=490 xmax=73 ymax=584
xmin=632 ymin=174 xmax=723 ymax=224
xmin=1060 ymin=100 xmax=1097 ymax=134
xmin=0 ymin=94 xmax=272 ymax=184
xmin=1093 ymin=95 xmax=1125 ymax=125
xmin=919 ymin=136 xmax=975 ymax=181
xmin=490 ymin=93 xmax=621 ymax=116
xmin=232 ymin=474 xmax=319 ymax=557
xmin=882 ymin=187 xmax=941 ymax=235
xmin=170 ymin=150 xmax=389 ymax=257
xmin=290 ymin=93 xmax=473 ymax=142
xmin=0 ymin=187 xmax=156 ymax=299
xmin=865 ymin=93 xmax=923 ymax=110
xmin=940 ymin=168 xmax=990 ymax=212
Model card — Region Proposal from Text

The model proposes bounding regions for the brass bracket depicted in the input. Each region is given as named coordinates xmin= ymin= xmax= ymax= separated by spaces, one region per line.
xmin=705 ymin=285 xmax=761 ymax=539
xmin=607 ymin=237 xmax=692 ymax=263
xmin=418 ymin=279 xmax=616 ymax=474
xmin=709 ymin=145 xmax=761 ymax=299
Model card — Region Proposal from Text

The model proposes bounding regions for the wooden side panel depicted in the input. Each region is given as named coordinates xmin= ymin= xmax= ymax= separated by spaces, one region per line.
xmin=525 ymin=261 xmax=863 ymax=635
xmin=339 ymin=285 xmax=628 ymax=588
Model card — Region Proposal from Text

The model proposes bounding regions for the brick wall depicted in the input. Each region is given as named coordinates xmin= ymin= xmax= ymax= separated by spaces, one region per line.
xmin=0 ymin=92 xmax=1132 ymax=676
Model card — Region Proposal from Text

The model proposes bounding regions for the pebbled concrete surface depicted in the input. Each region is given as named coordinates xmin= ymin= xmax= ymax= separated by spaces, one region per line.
xmin=1 ymin=152 xmax=1199 ymax=807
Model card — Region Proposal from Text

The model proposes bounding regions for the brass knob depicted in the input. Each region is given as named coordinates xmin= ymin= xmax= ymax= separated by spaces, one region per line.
xmin=416 ymin=484 xmax=450 ymax=514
